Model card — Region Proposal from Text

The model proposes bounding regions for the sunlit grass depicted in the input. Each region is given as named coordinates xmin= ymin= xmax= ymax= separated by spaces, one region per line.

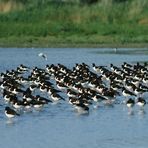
xmin=0 ymin=0 xmax=23 ymax=12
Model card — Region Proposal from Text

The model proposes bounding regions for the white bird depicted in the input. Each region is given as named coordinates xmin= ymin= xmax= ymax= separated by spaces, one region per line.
xmin=114 ymin=48 xmax=117 ymax=53
xmin=38 ymin=53 xmax=47 ymax=60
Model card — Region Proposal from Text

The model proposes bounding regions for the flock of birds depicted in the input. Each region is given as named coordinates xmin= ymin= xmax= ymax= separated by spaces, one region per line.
xmin=0 ymin=60 xmax=148 ymax=119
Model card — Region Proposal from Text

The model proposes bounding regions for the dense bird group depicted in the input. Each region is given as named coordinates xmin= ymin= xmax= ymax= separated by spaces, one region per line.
xmin=0 ymin=62 xmax=148 ymax=119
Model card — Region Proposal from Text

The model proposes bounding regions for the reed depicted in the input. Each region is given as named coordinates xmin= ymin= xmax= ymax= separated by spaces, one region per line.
xmin=0 ymin=0 xmax=147 ymax=47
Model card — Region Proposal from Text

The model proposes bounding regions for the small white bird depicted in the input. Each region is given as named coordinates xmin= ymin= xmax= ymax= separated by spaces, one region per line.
xmin=38 ymin=53 xmax=47 ymax=60
xmin=114 ymin=48 xmax=117 ymax=53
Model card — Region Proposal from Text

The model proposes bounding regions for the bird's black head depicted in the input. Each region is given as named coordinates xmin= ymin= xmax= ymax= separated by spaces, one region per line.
xmin=92 ymin=63 xmax=95 ymax=67
xmin=5 ymin=106 xmax=10 ymax=110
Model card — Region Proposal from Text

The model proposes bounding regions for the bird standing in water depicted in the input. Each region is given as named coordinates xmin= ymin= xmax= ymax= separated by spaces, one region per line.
xmin=5 ymin=106 xmax=20 ymax=118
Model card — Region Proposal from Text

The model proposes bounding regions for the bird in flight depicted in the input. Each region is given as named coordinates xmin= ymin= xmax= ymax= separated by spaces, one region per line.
xmin=38 ymin=53 xmax=47 ymax=60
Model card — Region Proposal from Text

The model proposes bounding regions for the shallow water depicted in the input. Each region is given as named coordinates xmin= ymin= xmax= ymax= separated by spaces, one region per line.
xmin=0 ymin=47 xmax=148 ymax=148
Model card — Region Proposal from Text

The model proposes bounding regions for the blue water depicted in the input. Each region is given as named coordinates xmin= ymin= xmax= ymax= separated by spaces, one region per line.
xmin=0 ymin=47 xmax=148 ymax=148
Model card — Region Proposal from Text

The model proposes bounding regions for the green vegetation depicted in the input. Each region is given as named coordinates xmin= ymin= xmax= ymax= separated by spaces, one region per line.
xmin=0 ymin=0 xmax=148 ymax=47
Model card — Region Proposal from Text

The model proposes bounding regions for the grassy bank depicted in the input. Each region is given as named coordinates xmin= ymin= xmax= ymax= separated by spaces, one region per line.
xmin=0 ymin=0 xmax=148 ymax=47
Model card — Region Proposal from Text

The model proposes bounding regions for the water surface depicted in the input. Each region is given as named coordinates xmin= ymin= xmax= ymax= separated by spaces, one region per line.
xmin=0 ymin=47 xmax=148 ymax=148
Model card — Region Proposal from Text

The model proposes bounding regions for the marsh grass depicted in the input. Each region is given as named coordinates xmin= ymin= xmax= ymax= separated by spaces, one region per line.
xmin=0 ymin=0 xmax=147 ymax=47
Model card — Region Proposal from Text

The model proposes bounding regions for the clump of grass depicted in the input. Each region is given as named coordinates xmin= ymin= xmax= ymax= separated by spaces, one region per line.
xmin=128 ymin=0 xmax=147 ymax=19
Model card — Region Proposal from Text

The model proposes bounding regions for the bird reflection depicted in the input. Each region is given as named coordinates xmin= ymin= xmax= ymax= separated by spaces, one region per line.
xmin=127 ymin=108 xmax=134 ymax=116
xmin=138 ymin=108 xmax=146 ymax=116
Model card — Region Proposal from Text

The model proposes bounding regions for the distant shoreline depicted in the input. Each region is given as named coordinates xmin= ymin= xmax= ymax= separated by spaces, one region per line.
xmin=0 ymin=42 xmax=147 ymax=48
xmin=0 ymin=1 xmax=148 ymax=49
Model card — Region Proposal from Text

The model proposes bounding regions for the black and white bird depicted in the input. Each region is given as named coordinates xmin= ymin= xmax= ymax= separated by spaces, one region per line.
xmin=136 ymin=97 xmax=146 ymax=107
xmin=74 ymin=103 xmax=89 ymax=114
xmin=50 ymin=92 xmax=65 ymax=101
xmin=126 ymin=98 xmax=135 ymax=108
xmin=122 ymin=87 xmax=136 ymax=98
xmin=5 ymin=106 xmax=20 ymax=118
